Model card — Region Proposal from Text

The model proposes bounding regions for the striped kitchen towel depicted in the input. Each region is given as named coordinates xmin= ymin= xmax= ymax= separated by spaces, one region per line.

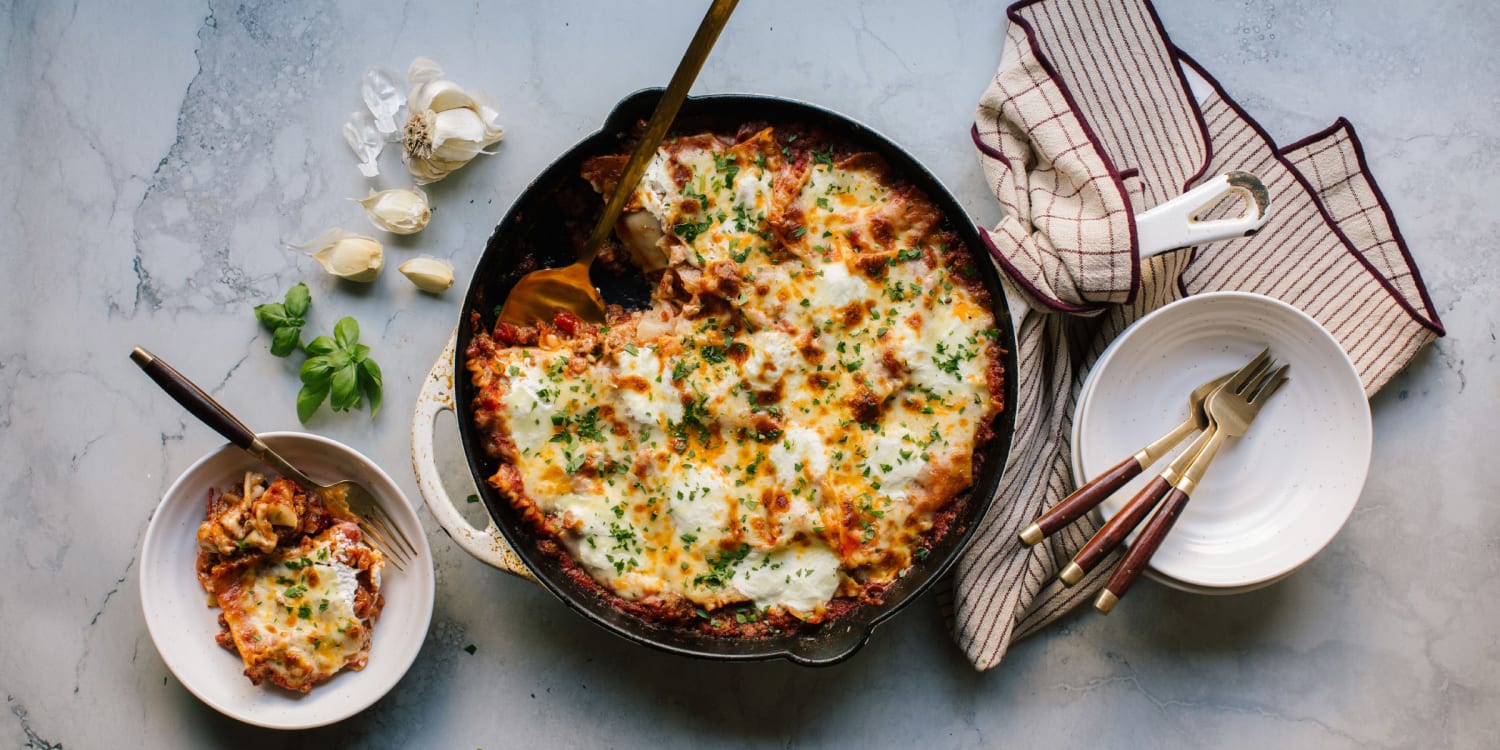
xmin=943 ymin=0 xmax=1445 ymax=670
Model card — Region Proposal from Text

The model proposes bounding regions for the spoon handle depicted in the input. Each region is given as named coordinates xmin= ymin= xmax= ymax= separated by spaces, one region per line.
xmin=579 ymin=0 xmax=739 ymax=265
xmin=131 ymin=347 xmax=256 ymax=449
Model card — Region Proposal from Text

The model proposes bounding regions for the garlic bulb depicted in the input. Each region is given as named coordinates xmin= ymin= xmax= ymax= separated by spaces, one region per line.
xmin=357 ymin=188 xmax=430 ymax=235
xmin=401 ymin=57 xmax=504 ymax=184
xmin=398 ymin=257 xmax=455 ymax=293
xmin=290 ymin=229 xmax=384 ymax=283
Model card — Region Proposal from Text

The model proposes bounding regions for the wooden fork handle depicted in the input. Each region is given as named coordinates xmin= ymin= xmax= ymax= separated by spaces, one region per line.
xmin=131 ymin=347 xmax=257 ymax=449
xmin=1058 ymin=475 xmax=1172 ymax=585
xmin=1020 ymin=456 xmax=1142 ymax=546
xmin=1095 ymin=487 xmax=1193 ymax=612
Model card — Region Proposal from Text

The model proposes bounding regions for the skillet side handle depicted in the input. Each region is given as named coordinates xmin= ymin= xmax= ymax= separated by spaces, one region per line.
xmin=991 ymin=172 xmax=1269 ymax=331
xmin=1134 ymin=171 xmax=1270 ymax=257
xmin=411 ymin=330 xmax=536 ymax=581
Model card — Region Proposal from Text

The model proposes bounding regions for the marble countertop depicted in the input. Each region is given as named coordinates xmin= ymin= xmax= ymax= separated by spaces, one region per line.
xmin=4 ymin=0 xmax=1497 ymax=747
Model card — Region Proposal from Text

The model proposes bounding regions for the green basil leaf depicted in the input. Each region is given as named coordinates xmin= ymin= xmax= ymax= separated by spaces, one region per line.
xmin=254 ymin=302 xmax=290 ymax=330
xmin=326 ymin=350 xmax=352 ymax=371
xmin=358 ymin=358 xmax=383 ymax=417
xmin=330 ymin=365 xmax=359 ymax=411
xmin=270 ymin=325 xmax=301 ymax=357
xmin=351 ymin=343 xmax=371 ymax=363
xmin=297 ymin=381 xmax=330 ymax=423
xmin=300 ymin=355 xmax=336 ymax=385
xmin=334 ymin=317 xmax=360 ymax=350
xmin=305 ymin=336 xmax=337 ymax=356
xmin=283 ymin=282 xmax=311 ymax=318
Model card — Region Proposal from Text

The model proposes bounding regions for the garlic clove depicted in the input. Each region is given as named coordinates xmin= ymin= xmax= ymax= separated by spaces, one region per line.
xmin=432 ymin=108 xmax=489 ymax=151
xmin=399 ymin=257 xmax=454 ymax=293
xmin=291 ymin=229 xmax=384 ymax=282
xmin=418 ymin=80 xmax=478 ymax=114
xmin=407 ymin=56 xmax=445 ymax=84
xmin=357 ymin=188 xmax=431 ymax=235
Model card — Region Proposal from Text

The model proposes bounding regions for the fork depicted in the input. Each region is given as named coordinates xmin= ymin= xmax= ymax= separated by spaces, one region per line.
xmin=131 ymin=347 xmax=418 ymax=569
xmin=1093 ymin=357 xmax=1291 ymax=612
xmin=1055 ymin=349 xmax=1271 ymax=585
xmin=1019 ymin=358 xmax=1258 ymax=549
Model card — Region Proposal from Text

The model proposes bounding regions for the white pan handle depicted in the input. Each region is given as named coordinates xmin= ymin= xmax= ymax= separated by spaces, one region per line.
xmin=1135 ymin=171 xmax=1269 ymax=258
xmin=410 ymin=330 xmax=535 ymax=580
xmin=1002 ymin=171 xmax=1269 ymax=329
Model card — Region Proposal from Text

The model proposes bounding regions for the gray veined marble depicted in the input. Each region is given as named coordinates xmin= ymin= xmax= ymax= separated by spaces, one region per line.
xmin=2 ymin=0 xmax=1497 ymax=747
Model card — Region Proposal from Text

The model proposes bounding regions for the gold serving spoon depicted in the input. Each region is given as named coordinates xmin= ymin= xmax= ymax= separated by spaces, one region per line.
xmin=496 ymin=0 xmax=739 ymax=327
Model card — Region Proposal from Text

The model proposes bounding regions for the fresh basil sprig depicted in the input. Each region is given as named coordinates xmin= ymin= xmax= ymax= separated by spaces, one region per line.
xmin=253 ymin=283 xmax=310 ymax=357
xmin=297 ymin=317 xmax=383 ymax=422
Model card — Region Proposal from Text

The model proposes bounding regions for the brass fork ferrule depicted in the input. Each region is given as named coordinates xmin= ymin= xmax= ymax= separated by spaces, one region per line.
xmin=1019 ymin=523 xmax=1044 ymax=547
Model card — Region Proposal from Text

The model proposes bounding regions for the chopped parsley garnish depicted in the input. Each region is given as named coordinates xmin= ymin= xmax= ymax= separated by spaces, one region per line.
xmin=934 ymin=341 xmax=977 ymax=377
xmin=673 ymin=218 xmax=712 ymax=244
xmin=893 ymin=247 xmax=924 ymax=264
xmin=693 ymin=544 xmax=751 ymax=590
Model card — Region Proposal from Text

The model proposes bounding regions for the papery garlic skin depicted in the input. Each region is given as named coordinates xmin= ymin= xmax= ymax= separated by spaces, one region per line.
xmin=398 ymin=257 xmax=454 ymax=293
xmin=358 ymin=188 xmax=431 ymax=235
xmin=361 ymin=67 xmax=406 ymax=135
xmin=401 ymin=57 xmax=504 ymax=184
xmin=291 ymin=229 xmax=385 ymax=283
xmin=344 ymin=111 xmax=385 ymax=178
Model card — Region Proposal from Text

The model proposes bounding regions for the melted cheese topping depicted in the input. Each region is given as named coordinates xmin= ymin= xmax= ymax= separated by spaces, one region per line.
xmin=212 ymin=523 xmax=381 ymax=691
xmin=474 ymin=128 xmax=1001 ymax=622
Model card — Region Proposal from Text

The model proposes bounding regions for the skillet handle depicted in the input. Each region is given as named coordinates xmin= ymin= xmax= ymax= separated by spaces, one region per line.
xmin=998 ymin=172 xmax=1269 ymax=328
xmin=410 ymin=330 xmax=535 ymax=581
xmin=1134 ymin=171 xmax=1270 ymax=256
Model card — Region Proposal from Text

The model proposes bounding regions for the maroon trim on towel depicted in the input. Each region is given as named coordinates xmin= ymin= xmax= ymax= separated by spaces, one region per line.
xmin=1170 ymin=50 xmax=1445 ymax=337
xmin=1278 ymin=117 xmax=1353 ymax=156
xmin=978 ymin=226 xmax=1108 ymax=314
xmin=1337 ymin=121 xmax=1445 ymax=334
xmin=1006 ymin=0 xmax=1143 ymax=306
xmin=1136 ymin=0 xmax=1215 ymax=193
xmin=970 ymin=122 xmax=1012 ymax=169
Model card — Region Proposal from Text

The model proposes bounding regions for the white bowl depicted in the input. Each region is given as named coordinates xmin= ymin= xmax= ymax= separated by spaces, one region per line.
xmin=1071 ymin=292 xmax=1370 ymax=590
xmin=140 ymin=432 xmax=434 ymax=729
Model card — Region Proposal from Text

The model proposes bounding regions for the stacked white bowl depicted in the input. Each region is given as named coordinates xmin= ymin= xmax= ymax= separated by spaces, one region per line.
xmin=1069 ymin=292 xmax=1371 ymax=594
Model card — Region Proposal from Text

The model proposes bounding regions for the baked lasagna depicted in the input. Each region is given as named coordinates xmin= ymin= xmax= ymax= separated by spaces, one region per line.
xmin=466 ymin=125 xmax=1004 ymax=636
xmin=195 ymin=472 xmax=385 ymax=692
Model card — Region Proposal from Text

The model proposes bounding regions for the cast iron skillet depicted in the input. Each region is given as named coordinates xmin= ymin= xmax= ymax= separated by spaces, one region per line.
xmin=454 ymin=89 xmax=1018 ymax=665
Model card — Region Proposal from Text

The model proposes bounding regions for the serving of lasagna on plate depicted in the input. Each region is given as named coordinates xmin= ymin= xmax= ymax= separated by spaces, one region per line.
xmin=195 ymin=472 xmax=385 ymax=692
xmin=465 ymin=125 xmax=1005 ymax=636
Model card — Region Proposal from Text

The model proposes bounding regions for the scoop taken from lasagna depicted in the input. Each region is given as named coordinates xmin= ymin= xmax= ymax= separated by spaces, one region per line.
xmin=195 ymin=472 xmax=385 ymax=693
xmin=466 ymin=125 xmax=1004 ymax=636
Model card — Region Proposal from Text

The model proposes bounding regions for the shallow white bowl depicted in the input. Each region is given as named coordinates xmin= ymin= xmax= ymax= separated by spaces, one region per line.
xmin=140 ymin=432 xmax=434 ymax=729
xmin=1071 ymin=292 xmax=1370 ymax=590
